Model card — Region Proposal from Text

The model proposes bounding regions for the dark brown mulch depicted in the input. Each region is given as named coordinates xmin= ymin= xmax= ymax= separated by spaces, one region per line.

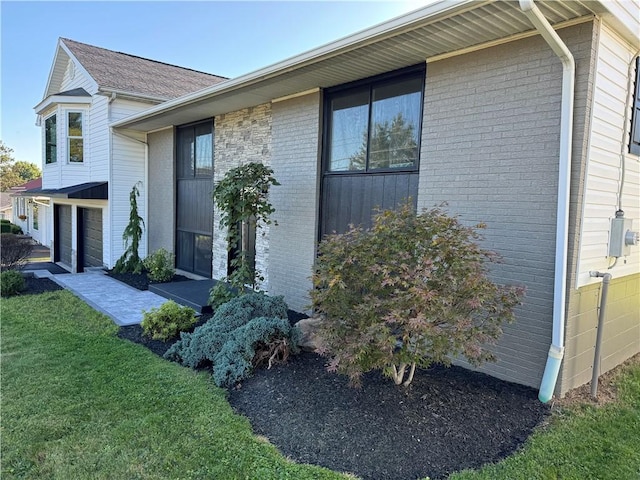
xmin=116 ymin=315 xmax=212 ymax=357
xmin=228 ymin=352 xmax=550 ymax=480
xmin=22 ymin=276 xmax=64 ymax=295
xmin=21 ymin=277 xmax=549 ymax=479
xmin=105 ymin=271 xmax=190 ymax=291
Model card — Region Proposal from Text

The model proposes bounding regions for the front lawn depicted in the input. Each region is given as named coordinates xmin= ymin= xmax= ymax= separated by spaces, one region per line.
xmin=2 ymin=289 xmax=639 ymax=479
xmin=1 ymin=290 xmax=347 ymax=480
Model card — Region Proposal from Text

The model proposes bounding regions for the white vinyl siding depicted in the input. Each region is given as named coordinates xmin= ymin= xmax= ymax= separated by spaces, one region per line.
xmin=109 ymin=130 xmax=147 ymax=268
xmin=60 ymin=58 xmax=96 ymax=94
xmin=576 ymin=23 xmax=640 ymax=287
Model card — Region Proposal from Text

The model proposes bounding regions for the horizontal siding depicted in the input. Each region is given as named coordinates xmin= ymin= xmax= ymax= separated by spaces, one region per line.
xmin=60 ymin=58 xmax=97 ymax=94
xmin=110 ymin=98 xmax=153 ymax=123
xmin=88 ymin=95 xmax=109 ymax=182
xmin=561 ymin=274 xmax=640 ymax=393
xmin=577 ymin=23 xmax=640 ymax=287
xmin=109 ymin=133 xmax=147 ymax=268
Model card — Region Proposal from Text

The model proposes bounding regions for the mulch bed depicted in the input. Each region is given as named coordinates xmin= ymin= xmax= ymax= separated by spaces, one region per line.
xmin=22 ymin=276 xmax=64 ymax=295
xmin=20 ymin=277 xmax=551 ymax=479
xmin=229 ymin=353 xmax=549 ymax=480
xmin=105 ymin=271 xmax=190 ymax=291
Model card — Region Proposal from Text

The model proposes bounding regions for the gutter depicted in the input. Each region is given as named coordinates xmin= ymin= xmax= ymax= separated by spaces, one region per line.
xmin=519 ymin=0 xmax=575 ymax=403
xmin=111 ymin=0 xmax=481 ymax=130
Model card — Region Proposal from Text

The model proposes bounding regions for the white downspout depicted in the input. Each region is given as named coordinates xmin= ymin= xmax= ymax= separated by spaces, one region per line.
xmin=519 ymin=0 xmax=575 ymax=403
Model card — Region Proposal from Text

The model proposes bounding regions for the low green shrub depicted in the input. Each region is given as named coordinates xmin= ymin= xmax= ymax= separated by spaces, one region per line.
xmin=165 ymin=293 xmax=298 ymax=387
xmin=1 ymin=222 xmax=23 ymax=234
xmin=141 ymin=300 xmax=196 ymax=341
xmin=0 ymin=233 xmax=33 ymax=270
xmin=0 ymin=218 xmax=10 ymax=223
xmin=143 ymin=248 xmax=175 ymax=283
xmin=1 ymin=270 xmax=26 ymax=297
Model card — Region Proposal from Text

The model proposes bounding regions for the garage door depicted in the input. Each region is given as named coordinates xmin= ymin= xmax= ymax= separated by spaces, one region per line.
xmin=79 ymin=207 xmax=103 ymax=270
xmin=55 ymin=205 xmax=72 ymax=266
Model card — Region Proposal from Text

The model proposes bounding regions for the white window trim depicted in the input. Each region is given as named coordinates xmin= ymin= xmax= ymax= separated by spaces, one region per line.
xmin=66 ymin=110 xmax=86 ymax=164
xmin=44 ymin=112 xmax=58 ymax=166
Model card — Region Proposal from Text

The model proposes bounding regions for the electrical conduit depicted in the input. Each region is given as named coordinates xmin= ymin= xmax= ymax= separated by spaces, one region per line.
xmin=589 ymin=271 xmax=612 ymax=399
xmin=518 ymin=0 xmax=575 ymax=403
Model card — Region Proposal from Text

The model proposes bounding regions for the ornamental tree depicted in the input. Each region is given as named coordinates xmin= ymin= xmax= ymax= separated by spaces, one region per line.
xmin=310 ymin=201 xmax=525 ymax=387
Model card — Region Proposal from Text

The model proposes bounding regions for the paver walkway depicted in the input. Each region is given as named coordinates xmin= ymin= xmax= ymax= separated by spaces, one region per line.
xmin=36 ymin=270 xmax=168 ymax=326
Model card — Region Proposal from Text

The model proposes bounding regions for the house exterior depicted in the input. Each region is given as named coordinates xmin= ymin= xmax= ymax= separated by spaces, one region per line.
xmin=9 ymin=178 xmax=51 ymax=246
xmin=32 ymin=38 xmax=226 ymax=272
xmin=38 ymin=0 xmax=639 ymax=399
xmin=0 ymin=192 xmax=12 ymax=220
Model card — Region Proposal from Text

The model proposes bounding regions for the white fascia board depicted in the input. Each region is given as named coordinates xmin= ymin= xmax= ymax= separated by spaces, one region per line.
xmin=111 ymin=0 xmax=479 ymax=129
xmin=34 ymin=95 xmax=91 ymax=115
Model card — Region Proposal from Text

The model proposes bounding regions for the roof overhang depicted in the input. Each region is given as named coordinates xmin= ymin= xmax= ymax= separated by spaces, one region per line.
xmin=19 ymin=182 xmax=108 ymax=200
xmin=111 ymin=0 xmax=637 ymax=133
xmin=35 ymin=90 xmax=92 ymax=115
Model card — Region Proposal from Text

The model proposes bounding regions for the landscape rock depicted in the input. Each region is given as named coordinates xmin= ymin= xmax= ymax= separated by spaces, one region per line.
xmin=294 ymin=316 xmax=324 ymax=352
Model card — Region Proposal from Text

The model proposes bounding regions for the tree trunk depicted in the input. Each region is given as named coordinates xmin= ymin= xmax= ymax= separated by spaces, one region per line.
xmin=402 ymin=362 xmax=416 ymax=387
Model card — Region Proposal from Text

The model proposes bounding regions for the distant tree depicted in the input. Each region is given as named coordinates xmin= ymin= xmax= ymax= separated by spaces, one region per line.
xmin=0 ymin=142 xmax=41 ymax=191
xmin=348 ymin=113 xmax=418 ymax=171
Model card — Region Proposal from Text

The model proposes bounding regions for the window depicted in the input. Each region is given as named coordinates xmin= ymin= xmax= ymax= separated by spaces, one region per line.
xmin=177 ymin=121 xmax=213 ymax=177
xmin=630 ymin=57 xmax=640 ymax=156
xmin=67 ymin=112 xmax=83 ymax=163
xmin=33 ymin=204 xmax=39 ymax=230
xmin=45 ymin=115 xmax=57 ymax=164
xmin=325 ymin=68 xmax=424 ymax=172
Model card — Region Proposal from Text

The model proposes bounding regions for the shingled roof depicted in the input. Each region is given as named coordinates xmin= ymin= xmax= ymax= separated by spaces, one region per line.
xmin=61 ymin=38 xmax=228 ymax=100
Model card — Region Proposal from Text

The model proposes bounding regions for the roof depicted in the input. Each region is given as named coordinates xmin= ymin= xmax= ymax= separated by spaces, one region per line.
xmin=42 ymin=38 xmax=228 ymax=103
xmin=20 ymin=181 xmax=108 ymax=200
xmin=10 ymin=178 xmax=42 ymax=192
xmin=112 ymin=0 xmax=639 ymax=132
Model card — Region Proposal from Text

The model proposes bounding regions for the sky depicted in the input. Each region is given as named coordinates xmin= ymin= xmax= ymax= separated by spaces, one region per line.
xmin=0 ymin=0 xmax=434 ymax=168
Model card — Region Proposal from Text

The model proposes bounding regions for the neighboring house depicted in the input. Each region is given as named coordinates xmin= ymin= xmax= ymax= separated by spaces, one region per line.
xmin=0 ymin=192 xmax=12 ymax=220
xmin=33 ymin=38 xmax=226 ymax=272
xmin=9 ymin=178 xmax=51 ymax=245
xmin=108 ymin=0 xmax=640 ymax=400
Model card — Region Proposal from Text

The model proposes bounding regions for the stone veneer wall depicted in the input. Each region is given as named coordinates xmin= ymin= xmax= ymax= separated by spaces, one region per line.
xmin=212 ymin=103 xmax=272 ymax=287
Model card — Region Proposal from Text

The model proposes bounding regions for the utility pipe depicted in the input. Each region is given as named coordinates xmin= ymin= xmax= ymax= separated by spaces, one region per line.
xmin=589 ymin=271 xmax=612 ymax=400
xmin=519 ymin=0 xmax=575 ymax=403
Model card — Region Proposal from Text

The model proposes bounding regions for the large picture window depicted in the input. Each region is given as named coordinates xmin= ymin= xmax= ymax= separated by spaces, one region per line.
xmin=326 ymin=68 xmax=424 ymax=172
xmin=45 ymin=115 xmax=57 ymax=164
xmin=67 ymin=112 xmax=83 ymax=163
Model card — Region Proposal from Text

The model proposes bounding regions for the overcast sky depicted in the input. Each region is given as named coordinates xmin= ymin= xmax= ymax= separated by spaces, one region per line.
xmin=1 ymin=1 xmax=433 ymax=167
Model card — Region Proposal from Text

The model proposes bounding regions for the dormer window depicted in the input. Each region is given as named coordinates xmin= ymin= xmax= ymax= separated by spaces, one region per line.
xmin=45 ymin=114 xmax=57 ymax=164
xmin=67 ymin=112 xmax=83 ymax=163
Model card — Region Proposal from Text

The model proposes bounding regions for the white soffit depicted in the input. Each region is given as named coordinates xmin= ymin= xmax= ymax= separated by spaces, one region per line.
xmin=112 ymin=0 xmax=600 ymax=132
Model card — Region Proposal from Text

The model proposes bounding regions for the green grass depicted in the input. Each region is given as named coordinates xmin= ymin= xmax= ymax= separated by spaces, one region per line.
xmin=2 ymin=290 xmax=639 ymax=480
xmin=1 ymin=290 xmax=349 ymax=480
xmin=450 ymin=360 xmax=640 ymax=480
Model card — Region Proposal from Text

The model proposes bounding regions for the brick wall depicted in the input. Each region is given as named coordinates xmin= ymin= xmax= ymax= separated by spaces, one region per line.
xmin=269 ymin=92 xmax=321 ymax=312
xmin=213 ymin=104 xmax=272 ymax=285
xmin=417 ymin=23 xmax=595 ymax=388
xmin=147 ymin=128 xmax=175 ymax=253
